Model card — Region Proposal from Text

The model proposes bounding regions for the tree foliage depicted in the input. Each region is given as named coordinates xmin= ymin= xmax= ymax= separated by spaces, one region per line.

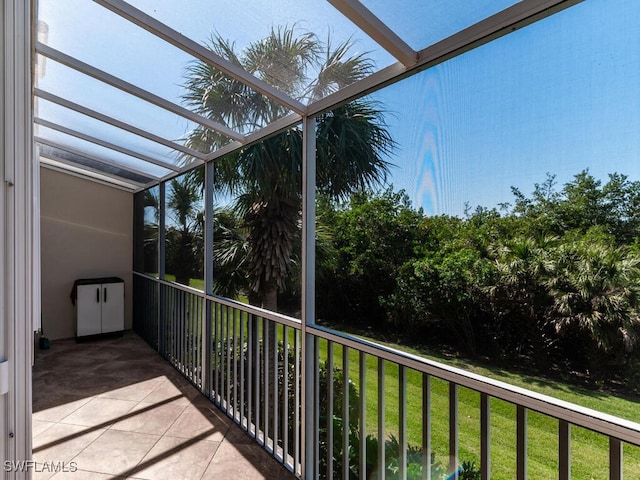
xmin=182 ymin=26 xmax=394 ymax=311
xmin=317 ymin=170 xmax=640 ymax=389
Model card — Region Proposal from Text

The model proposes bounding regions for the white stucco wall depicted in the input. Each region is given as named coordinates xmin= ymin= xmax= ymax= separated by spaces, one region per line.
xmin=40 ymin=167 xmax=133 ymax=340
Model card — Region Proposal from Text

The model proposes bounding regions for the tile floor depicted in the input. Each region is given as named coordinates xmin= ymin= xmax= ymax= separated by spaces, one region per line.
xmin=32 ymin=332 xmax=296 ymax=480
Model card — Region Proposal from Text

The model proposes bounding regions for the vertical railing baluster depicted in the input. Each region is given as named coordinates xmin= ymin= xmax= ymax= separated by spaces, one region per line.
xmin=164 ymin=287 xmax=169 ymax=360
xmin=191 ymin=295 xmax=195 ymax=381
xmin=399 ymin=365 xmax=408 ymax=480
xmin=219 ymin=305 xmax=224 ymax=405
xmin=449 ymin=384 xmax=459 ymax=479
xmin=274 ymin=323 xmax=280 ymax=458
xmin=313 ymin=337 xmax=320 ymax=477
xmin=294 ymin=329 xmax=301 ymax=474
xmin=359 ymin=351 xmax=367 ymax=480
xmin=171 ymin=289 xmax=175 ymax=363
xmin=215 ymin=304 xmax=221 ymax=402
xmin=264 ymin=318 xmax=270 ymax=448
xmin=283 ymin=325 xmax=289 ymax=465
xmin=192 ymin=295 xmax=196 ymax=379
xmin=188 ymin=295 xmax=193 ymax=380
xmin=255 ymin=317 xmax=261 ymax=443
xmin=378 ymin=358 xmax=386 ymax=480
xmin=212 ymin=302 xmax=218 ymax=403
xmin=226 ymin=306 xmax=231 ymax=412
xmin=343 ymin=345 xmax=350 ymax=480
xmin=180 ymin=291 xmax=184 ymax=370
xmin=172 ymin=289 xmax=175 ymax=363
xmin=188 ymin=295 xmax=192 ymax=378
xmin=240 ymin=311 xmax=246 ymax=429
xmin=423 ymin=374 xmax=431 ymax=480
xmin=558 ymin=420 xmax=570 ymax=480
xmin=217 ymin=304 xmax=222 ymax=405
xmin=247 ymin=313 xmax=254 ymax=435
xmin=327 ymin=341 xmax=334 ymax=480
xmin=233 ymin=306 xmax=238 ymax=419
xmin=188 ymin=295 xmax=193 ymax=379
xmin=189 ymin=295 xmax=195 ymax=384
xmin=481 ymin=393 xmax=491 ymax=480
xmin=186 ymin=294 xmax=189 ymax=373
xmin=185 ymin=293 xmax=189 ymax=372
xmin=167 ymin=286 xmax=171 ymax=360
xmin=609 ymin=437 xmax=622 ymax=480
xmin=517 ymin=405 xmax=527 ymax=480
xmin=198 ymin=297 xmax=202 ymax=385
xmin=204 ymin=299 xmax=211 ymax=397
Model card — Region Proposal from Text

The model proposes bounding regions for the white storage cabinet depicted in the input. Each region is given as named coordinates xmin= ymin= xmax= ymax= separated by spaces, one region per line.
xmin=74 ymin=277 xmax=124 ymax=338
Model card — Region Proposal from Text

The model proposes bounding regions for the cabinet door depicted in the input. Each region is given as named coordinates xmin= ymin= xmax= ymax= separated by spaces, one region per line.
xmin=101 ymin=282 xmax=124 ymax=333
xmin=76 ymin=284 xmax=102 ymax=336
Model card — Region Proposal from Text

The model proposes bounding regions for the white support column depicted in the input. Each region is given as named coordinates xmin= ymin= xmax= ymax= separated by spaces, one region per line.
xmin=300 ymin=115 xmax=316 ymax=478
xmin=2 ymin=0 xmax=34 ymax=475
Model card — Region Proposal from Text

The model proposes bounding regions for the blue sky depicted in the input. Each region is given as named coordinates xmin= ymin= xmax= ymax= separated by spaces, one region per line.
xmin=38 ymin=0 xmax=640 ymax=217
xmin=371 ymin=0 xmax=640 ymax=216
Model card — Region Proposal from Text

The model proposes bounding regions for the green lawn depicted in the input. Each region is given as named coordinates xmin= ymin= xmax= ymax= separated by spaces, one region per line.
xmin=160 ymin=273 xmax=205 ymax=291
xmin=314 ymin=337 xmax=640 ymax=479
xmin=159 ymin=288 xmax=640 ymax=479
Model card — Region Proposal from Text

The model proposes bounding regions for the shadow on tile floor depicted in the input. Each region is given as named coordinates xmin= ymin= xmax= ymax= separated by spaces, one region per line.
xmin=32 ymin=331 xmax=296 ymax=480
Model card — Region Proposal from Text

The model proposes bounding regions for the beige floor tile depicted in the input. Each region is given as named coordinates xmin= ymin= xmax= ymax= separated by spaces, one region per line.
xmin=97 ymin=377 xmax=164 ymax=402
xmin=33 ymin=420 xmax=56 ymax=438
xmin=71 ymin=430 xmax=159 ymax=476
xmin=110 ymin=402 xmax=186 ymax=436
xmin=33 ymin=424 xmax=107 ymax=472
xmin=50 ymin=469 xmax=125 ymax=479
xmin=59 ymin=397 xmax=137 ymax=428
xmin=201 ymin=440 xmax=291 ymax=480
xmin=163 ymin=405 xmax=230 ymax=442
xmin=33 ymin=332 xmax=296 ymax=480
xmin=129 ymin=436 xmax=219 ymax=480
xmin=139 ymin=379 xmax=197 ymax=406
xmin=33 ymin=396 xmax=92 ymax=423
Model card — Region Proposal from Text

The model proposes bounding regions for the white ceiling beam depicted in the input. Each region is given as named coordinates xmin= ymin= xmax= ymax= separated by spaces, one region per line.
xmin=309 ymin=0 xmax=580 ymax=117
xmin=204 ymin=112 xmax=302 ymax=162
xmin=40 ymin=156 xmax=142 ymax=191
xmin=35 ymin=42 xmax=246 ymax=143
xmin=35 ymin=136 xmax=161 ymax=180
xmin=35 ymin=88 xmax=207 ymax=161
xmin=147 ymin=112 xmax=304 ymax=189
xmin=327 ymin=0 xmax=417 ymax=66
xmin=93 ymin=0 xmax=307 ymax=115
xmin=34 ymin=117 xmax=185 ymax=172
xmin=116 ymin=0 xmax=580 ymax=192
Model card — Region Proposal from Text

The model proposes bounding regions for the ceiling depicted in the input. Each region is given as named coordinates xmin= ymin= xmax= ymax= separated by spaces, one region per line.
xmin=33 ymin=0 xmax=576 ymax=192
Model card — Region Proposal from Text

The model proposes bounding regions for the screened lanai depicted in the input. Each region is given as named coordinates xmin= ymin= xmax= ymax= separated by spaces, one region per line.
xmin=9 ymin=0 xmax=640 ymax=478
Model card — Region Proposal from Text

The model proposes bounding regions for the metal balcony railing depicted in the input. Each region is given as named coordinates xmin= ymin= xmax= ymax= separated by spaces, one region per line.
xmin=133 ymin=272 xmax=640 ymax=480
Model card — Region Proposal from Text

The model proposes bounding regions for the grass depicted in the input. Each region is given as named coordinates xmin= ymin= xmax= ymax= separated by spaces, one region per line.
xmin=314 ymin=337 xmax=640 ymax=479
xmin=159 ymin=289 xmax=640 ymax=479
xmin=147 ymin=273 xmax=205 ymax=291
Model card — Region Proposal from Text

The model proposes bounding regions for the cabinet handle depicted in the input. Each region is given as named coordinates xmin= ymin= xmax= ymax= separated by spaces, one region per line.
xmin=96 ymin=288 xmax=100 ymax=302
xmin=104 ymin=287 xmax=107 ymax=302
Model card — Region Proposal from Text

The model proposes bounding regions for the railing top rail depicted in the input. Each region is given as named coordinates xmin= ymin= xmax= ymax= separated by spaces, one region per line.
xmin=309 ymin=324 xmax=640 ymax=447
xmin=134 ymin=271 xmax=303 ymax=329
xmin=205 ymin=293 xmax=303 ymax=330
xmin=133 ymin=272 xmax=640 ymax=446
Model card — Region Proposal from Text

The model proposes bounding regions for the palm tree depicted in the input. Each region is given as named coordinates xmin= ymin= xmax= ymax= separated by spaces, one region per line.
xmin=540 ymin=239 xmax=640 ymax=383
xmin=165 ymin=170 xmax=204 ymax=286
xmin=544 ymin=241 xmax=640 ymax=354
xmin=143 ymin=187 xmax=160 ymax=275
xmin=182 ymin=26 xmax=394 ymax=311
xmin=488 ymin=236 xmax=557 ymax=366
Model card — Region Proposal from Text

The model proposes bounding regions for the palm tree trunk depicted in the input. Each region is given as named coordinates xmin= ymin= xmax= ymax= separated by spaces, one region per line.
xmin=261 ymin=282 xmax=278 ymax=312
